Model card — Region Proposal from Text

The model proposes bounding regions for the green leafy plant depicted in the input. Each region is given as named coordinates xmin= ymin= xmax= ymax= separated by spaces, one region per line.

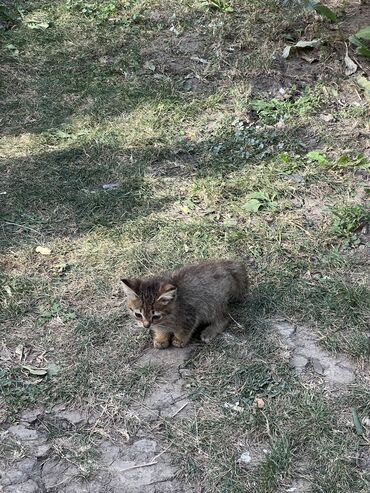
xmin=207 ymin=0 xmax=234 ymax=13
xmin=37 ymin=301 xmax=77 ymax=325
xmin=331 ymin=204 xmax=369 ymax=245
xmin=334 ymin=154 xmax=369 ymax=171
xmin=66 ymin=0 xmax=119 ymax=22
xmin=250 ymin=92 xmax=319 ymax=124
xmin=350 ymin=26 xmax=370 ymax=58
xmin=306 ymin=151 xmax=328 ymax=166
xmin=242 ymin=191 xmax=278 ymax=213
xmin=313 ymin=2 xmax=337 ymax=22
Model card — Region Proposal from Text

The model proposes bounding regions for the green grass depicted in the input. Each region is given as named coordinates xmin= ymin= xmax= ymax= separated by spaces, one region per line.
xmin=1 ymin=0 xmax=369 ymax=491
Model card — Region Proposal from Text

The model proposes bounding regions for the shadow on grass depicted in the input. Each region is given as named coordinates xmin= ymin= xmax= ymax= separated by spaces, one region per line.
xmin=1 ymin=142 xmax=175 ymax=250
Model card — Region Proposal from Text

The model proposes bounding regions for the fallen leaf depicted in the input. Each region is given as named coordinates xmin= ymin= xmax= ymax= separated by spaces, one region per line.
xmin=35 ymin=246 xmax=51 ymax=255
xmin=26 ymin=19 xmax=51 ymax=30
xmin=224 ymin=402 xmax=244 ymax=413
xmin=344 ymin=44 xmax=357 ymax=76
xmin=22 ymin=365 xmax=48 ymax=376
xmin=283 ymin=39 xmax=321 ymax=59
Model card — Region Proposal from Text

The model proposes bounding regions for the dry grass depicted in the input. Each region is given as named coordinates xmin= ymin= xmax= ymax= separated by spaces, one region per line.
xmin=1 ymin=0 xmax=370 ymax=491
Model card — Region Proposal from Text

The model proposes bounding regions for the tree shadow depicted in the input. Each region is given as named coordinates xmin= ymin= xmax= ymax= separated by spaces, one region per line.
xmin=0 ymin=142 xmax=175 ymax=251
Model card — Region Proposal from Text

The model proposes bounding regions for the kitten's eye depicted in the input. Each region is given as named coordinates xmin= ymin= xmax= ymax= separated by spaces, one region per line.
xmin=134 ymin=312 xmax=142 ymax=319
xmin=152 ymin=314 xmax=161 ymax=320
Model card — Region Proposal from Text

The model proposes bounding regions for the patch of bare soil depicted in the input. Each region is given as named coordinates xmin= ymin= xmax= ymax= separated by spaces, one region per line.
xmin=0 ymin=348 xmax=195 ymax=493
xmin=132 ymin=347 xmax=194 ymax=421
xmin=272 ymin=318 xmax=356 ymax=385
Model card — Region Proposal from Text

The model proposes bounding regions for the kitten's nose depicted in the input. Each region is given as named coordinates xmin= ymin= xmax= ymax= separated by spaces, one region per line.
xmin=143 ymin=320 xmax=151 ymax=328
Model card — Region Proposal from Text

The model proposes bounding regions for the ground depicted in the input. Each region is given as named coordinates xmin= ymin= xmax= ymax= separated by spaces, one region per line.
xmin=0 ymin=0 xmax=370 ymax=492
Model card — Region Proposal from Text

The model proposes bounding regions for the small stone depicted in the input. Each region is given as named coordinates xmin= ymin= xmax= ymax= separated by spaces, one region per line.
xmin=8 ymin=425 xmax=39 ymax=441
xmin=238 ymin=451 xmax=252 ymax=464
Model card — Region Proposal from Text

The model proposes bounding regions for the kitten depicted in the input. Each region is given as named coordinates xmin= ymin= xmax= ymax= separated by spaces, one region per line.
xmin=121 ymin=260 xmax=248 ymax=349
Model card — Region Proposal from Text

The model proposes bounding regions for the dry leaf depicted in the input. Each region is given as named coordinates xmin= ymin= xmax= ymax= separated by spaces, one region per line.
xmin=283 ymin=39 xmax=321 ymax=58
xmin=224 ymin=402 xmax=244 ymax=413
xmin=344 ymin=53 xmax=357 ymax=75
xmin=35 ymin=246 xmax=51 ymax=255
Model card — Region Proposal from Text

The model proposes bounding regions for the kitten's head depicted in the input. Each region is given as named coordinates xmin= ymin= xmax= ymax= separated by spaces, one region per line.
xmin=121 ymin=277 xmax=177 ymax=329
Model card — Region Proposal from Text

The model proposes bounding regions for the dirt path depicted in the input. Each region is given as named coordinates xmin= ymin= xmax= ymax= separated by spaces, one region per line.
xmin=0 ymin=348 xmax=196 ymax=493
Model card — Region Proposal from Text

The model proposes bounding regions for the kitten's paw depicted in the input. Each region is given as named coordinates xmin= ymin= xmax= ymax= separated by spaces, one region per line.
xmin=153 ymin=339 xmax=170 ymax=349
xmin=172 ymin=336 xmax=188 ymax=348
xmin=200 ymin=329 xmax=215 ymax=344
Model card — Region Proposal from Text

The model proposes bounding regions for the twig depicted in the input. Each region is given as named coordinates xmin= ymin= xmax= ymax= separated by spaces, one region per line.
xmin=2 ymin=221 xmax=42 ymax=235
xmin=119 ymin=460 xmax=158 ymax=473
xmin=228 ymin=313 xmax=244 ymax=329
xmin=171 ymin=401 xmax=188 ymax=418
xmin=152 ymin=444 xmax=171 ymax=461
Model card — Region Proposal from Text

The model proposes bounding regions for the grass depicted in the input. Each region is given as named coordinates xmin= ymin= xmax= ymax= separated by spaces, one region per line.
xmin=1 ymin=0 xmax=370 ymax=491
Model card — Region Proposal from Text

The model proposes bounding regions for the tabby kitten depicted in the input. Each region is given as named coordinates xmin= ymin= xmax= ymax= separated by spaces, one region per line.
xmin=121 ymin=260 xmax=248 ymax=349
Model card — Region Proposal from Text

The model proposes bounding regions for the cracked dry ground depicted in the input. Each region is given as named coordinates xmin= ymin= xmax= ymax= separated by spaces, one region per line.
xmin=0 ymin=323 xmax=365 ymax=493
xmin=0 ymin=346 xmax=195 ymax=493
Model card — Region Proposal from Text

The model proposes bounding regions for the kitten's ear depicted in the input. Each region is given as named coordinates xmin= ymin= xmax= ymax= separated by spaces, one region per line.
xmin=121 ymin=278 xmax=140 ymax=298
xmin=157 ymin=283 xmax=177 ymax=304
